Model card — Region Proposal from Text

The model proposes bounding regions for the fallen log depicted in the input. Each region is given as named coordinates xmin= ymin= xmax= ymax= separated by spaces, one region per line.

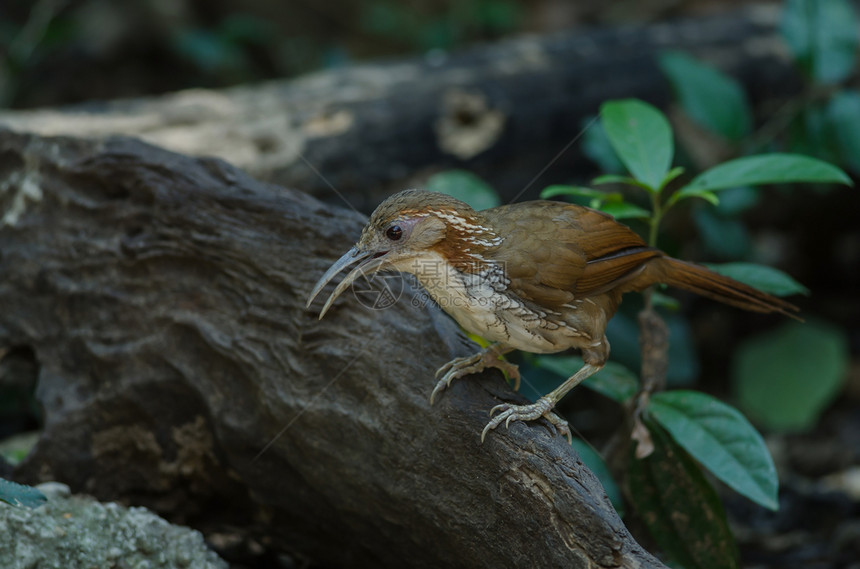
xmin=0 ymin=5 xmax=795 ymax=211
xmin=2 ymin=130 xmax=665 ymax=568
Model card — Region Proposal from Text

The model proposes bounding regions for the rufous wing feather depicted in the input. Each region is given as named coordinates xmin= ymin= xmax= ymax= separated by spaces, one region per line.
xmin=648 ymin=257 xmax=801 ymax=319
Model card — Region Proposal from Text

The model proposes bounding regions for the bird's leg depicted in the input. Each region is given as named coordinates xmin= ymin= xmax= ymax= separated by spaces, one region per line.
xmin=431 ymin=343 xmax=520 ymax=404
xmin=481 ymin=363 xmax=603 ymax=443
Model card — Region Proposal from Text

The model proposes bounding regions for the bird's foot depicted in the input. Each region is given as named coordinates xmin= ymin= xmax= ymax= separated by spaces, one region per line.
xmin=431 ymin=345 xmax=520 ymax=405
xmin=481 ymin=397 xmax=571 ymax=444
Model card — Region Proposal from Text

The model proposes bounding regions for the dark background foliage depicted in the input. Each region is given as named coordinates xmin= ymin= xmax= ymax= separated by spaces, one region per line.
xmin=0 ymin=0 xmax=758 ymax=109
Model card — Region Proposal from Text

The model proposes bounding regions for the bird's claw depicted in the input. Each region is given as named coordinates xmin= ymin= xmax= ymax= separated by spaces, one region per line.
xmin=434 ymin=359 xmax=455 ymax=379
xmin=429 ymin=368 xmax=461 ymax=404
xmin=430 ymin=346 xmax=520 ymax=405
xmin=481 ymin=397 xmax=572 ymax=444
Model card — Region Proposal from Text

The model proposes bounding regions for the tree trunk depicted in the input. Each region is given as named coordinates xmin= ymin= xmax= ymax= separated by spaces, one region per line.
xmin=2 ymin=130 xmax=665 ymax=568
xmin=0 ymin=6 xmax=795 ymax=211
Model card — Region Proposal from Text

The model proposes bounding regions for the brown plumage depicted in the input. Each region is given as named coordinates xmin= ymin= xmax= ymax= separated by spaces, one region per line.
xmin=481 ymin=199 xmax=797 ymax=317
xmin=307 ymin=190 xmax=798 ymax=442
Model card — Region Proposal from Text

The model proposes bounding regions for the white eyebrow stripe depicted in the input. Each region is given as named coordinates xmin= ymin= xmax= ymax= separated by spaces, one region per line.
xmin=427 ymin=210 xmax=503 ymax=247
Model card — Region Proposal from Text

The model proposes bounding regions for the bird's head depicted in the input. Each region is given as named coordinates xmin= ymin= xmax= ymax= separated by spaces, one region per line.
xmin=306 ymin=189 xmax=498 ymax=318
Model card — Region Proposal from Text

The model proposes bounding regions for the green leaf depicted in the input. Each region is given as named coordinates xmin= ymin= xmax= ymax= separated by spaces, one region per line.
xmin=531 ymin=355 xmax=638 ymax=403
xmin=581 ymin=115 xmax=625 ymax=174
xmin=781 ymin=0 xmax=859 ymax=84
xmin=733 ymin=321 xmax=849 ymax=432
xmin=627 ymin=419 xmax=740 ymax=569
xmin=682 ymin=153 xmax=852 ymax=194
xmin=660 ymin=166 xmax=686 ymax=189
xmin=0 ymin=478 xmax=47 ymax=509
xmin=598 ymin=201 xmax=651 ymax=220
xmin=539 ymin=186 xmax=650 ymax=219
xmin=590 ymin=174 xmax=654 ymax=192
xmin=600 ymin=99 xmax=674 ymax=191
xmin=668 ymin=187 xmax=720 ymax=207
xmin=0 ymin=431 xmax=40 ymax=466
xmin=426 ymin=170 xmax=500 ymax=210
xmin=704 ymin=262 xmax=809 ymax=297
xmin=787 ymin=104 xmax=841 ymax=165
xmin=540 ymin=185 xmax=619 ymax=201
xmin=570 ymin=439 xmax=624 ymax=513
xmin=591 ymin=174 xmax=638 ymax=186
xmin=659 ymin=51 xmax=753 ymax=141
xmin=649 ymin=391 xmax=779 ymax=510
xmin=585 ymin=361 xmax=640 ymax=402
xmin=650 ymin=290 xmax=680 ymax=311
xmin=828 ymin=90 xmax=860 ymax=173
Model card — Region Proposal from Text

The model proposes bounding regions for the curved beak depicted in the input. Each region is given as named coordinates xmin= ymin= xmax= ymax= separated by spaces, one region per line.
xmin=306 ymin=246 xmax=389 ymax=319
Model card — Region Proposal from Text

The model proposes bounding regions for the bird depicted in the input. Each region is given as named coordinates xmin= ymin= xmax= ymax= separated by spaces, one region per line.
xmin=306 ymin=189 xmax=798 ymax=442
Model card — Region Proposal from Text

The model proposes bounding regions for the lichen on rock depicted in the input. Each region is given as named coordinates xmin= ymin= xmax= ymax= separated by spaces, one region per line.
xmin=0 ymin=483 xmax=227 ymax=569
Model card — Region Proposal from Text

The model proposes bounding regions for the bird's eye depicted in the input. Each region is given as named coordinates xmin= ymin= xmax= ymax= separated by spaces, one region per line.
xmin=386 ymin=225 xmax=403 ymax=241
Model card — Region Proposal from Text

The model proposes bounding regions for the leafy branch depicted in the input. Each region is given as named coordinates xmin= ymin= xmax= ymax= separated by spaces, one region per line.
xmin=539 ymin=97 xmax=851 ymax=569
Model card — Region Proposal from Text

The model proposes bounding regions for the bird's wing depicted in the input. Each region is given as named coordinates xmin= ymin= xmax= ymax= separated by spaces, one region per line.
xmin=482 ymin=201 xmax=661 ymax=306
xmin=570 ymin=206 xmax=663 ymax=296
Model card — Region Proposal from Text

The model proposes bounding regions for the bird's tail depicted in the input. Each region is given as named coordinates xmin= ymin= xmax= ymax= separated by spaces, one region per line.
xmin=656 ymin=257 xmax=801 ymax=320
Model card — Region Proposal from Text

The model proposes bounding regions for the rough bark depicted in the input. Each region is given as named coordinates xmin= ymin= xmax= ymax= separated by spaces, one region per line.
xmin=0 ymin=5 xmax=795 ymax=211
xmin=1 ymin=130 xmax=665 ymax=568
